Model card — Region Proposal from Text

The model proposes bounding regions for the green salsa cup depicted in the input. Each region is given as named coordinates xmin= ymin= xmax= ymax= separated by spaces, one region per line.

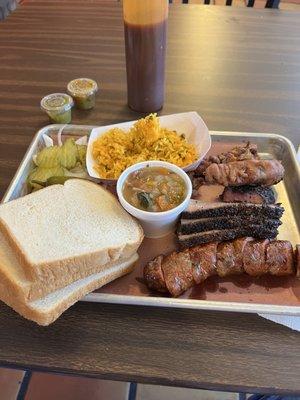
xmin=67 ymin=78 xmax=98 ymax=110
xmin=41 ymin=93 xmax=74 ymax=124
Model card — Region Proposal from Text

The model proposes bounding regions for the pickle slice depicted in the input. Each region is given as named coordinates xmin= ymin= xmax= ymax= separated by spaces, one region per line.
xmin=59 ymin=138 xmax=77 ymax=169
xmin=77 ymin=144 xmax=87 ymax=167
xmin=35 ymin=146 xmax=61 ymax=168
xmin=28 ymin=166 xmax=65 ymax=190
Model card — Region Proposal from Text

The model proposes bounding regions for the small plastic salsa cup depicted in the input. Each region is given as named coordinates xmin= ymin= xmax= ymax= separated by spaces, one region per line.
xmin=41 ymin=93 xmax=74 ymax=124
xmin=67 ymin=78 xmax=98 ymax=110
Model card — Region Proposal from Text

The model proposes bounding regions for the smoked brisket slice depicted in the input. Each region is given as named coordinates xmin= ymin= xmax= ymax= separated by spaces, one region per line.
xmin=221 ymin=186 xmax=276 ymax=204
xmin=181 ymin=200 xmax=284 ymax=220
xmin=178 ymin=226 xmax=278 ymax=249
xmin=178 ymin=215 xmax=281 ymax=235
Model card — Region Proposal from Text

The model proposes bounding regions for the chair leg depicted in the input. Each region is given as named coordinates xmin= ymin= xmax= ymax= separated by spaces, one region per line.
xmin=265 ymin=0 xmax=280 ymax=7
xmin=226 ymin=0 xmax=233 ymax=5
xmin=247 ymin=0 xmax=255 ymax=6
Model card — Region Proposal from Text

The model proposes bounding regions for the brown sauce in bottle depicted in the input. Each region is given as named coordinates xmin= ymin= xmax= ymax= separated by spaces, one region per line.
xmin=124 ymin=19 xmax=167 ymax=113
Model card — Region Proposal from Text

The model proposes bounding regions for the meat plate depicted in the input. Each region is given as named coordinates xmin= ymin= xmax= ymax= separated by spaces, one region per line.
xmin=2 ymin=124 xmax=300 ymax=315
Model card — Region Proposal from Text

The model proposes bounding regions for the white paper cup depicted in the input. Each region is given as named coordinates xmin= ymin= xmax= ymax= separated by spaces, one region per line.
xmin=116 ymin=161 xmax=192 ymax=238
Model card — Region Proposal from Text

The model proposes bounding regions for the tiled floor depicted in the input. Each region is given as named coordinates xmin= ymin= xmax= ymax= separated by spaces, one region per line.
xmin=0 ymin=367 xmax=243 ymax=400
xmin=24 ymin=373 xmax=130 ymax=400
xmin=136 ymin=384 xmax=239 ymax=400
xmin=0 ymin=368 xmax=24 ymax=400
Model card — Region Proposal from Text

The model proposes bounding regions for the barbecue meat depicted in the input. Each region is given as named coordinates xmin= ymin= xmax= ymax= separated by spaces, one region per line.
xmin=182 ymin=200 xmax=284 ymax=220
xmin=243 ymin=239 xmax=269 ymax=276
xmin=266 ymin=241 xmax=294 ymax=276
xmin=189 ymin=243 xmax=217 ymax=283
xmin=221 ymin=186 xmax=276 ymax=204
xmin=194 ymin=142 xmax=259 ymax=177
xmin=205 ymin=160 xmax=284 ymax=187
xmin=217 ymin=237 xmax=253 ymax=277
xmin=232 ymin=237 xmax=254 ymax=273
xmin=143 ymin=255 xmax=167 ymax=293
xmin=162 ymin=250 xmax=195 ymax=297
xmin=178 ymin=226 xmax=278 ymax=249
xmin=178 ymin=216 xmax=281 ymax=235
xmin=143 ymin=238 xmax=299 ymax=297
xmin=296 ymin=245 xmax=300 ymax=278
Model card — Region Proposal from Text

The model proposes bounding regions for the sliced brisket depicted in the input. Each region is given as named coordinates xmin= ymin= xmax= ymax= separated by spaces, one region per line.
xmin=182 ymin=200 xmax=284 ymax=220
xmin=178 ymin=215 xmax=281 ymax=235
xmin=221 ymin=186 xmax=276 ymax=204
xmin=178 ymin=227 xmax=278 ymax=249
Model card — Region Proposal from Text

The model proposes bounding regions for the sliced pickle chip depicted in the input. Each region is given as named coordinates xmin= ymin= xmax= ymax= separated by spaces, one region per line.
xmin=35 ymin=146 xmax=61 ymax=168
xmin=77 ymin=144 xmax=87 ymax=166
xmin=59 ymin=138 xmax=77 ymax=169
xmin=28 ymin=166 xmax=65 ymax=189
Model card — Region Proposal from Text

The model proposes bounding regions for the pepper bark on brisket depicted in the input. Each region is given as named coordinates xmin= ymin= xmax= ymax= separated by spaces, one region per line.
xmin=220 ymin=186 xmax=276 ymax=204
xmin=143 ymin=238 xmax=297 ymax=297
xmin=177 ymin=200 xmax=283 ymax=248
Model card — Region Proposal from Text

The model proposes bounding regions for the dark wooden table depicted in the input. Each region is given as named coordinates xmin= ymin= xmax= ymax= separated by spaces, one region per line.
xmin=0 ymin=1 xmax=300 ymax=395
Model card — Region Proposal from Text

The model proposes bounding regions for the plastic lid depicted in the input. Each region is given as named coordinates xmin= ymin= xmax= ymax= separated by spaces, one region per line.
xmin=67 ymin=78 xmax=98 ymax=97
xmin=41 ymin=93 xmax=74 ymax=112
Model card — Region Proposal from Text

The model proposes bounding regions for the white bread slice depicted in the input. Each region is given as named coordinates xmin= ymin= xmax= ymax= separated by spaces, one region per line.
xmin=0 ymin=230 xmax=134 ymax=302
xmin=0 ymin=253 xmax=138 ymax=326
xmin=0 ymin=179 xmax=143 ymax=281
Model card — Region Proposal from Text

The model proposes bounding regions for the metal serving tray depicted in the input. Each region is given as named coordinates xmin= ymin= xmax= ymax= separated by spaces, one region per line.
xmin=2 ymin=124 xmax=300 ymax=315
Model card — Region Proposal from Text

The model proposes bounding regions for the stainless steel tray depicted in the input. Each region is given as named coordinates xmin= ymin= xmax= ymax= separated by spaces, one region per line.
xmin=2 ymin=124 xmax=300 ymax=315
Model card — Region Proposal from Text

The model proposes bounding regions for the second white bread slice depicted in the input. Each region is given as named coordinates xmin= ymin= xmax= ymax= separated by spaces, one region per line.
xmin=0 ymin=179 xmax=143 ymax=281
xmin=0 ymin=253 xmax=138 ymax=326
xmin=0 ymin=230 xmax=136 ymax=302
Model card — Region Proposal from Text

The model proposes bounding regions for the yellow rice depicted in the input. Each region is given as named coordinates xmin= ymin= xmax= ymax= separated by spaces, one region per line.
xmin=92 ymin=114 xmax=197 ymax=179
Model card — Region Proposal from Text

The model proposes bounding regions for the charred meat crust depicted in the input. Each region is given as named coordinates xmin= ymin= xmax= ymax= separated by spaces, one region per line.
xmin=178 ymin=227 xmax=278 ymax=249
xmin=178 ymin=216 xmax=281 ymax=235
xmin=221 ymin=186 xmax=276 ymax=204
xmin=182 ymin=201 xmax=284 ymax=220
